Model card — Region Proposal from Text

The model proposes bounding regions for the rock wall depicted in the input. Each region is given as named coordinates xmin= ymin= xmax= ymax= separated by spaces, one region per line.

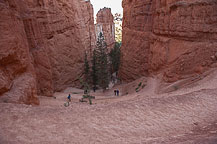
xmin=120 ymin=0 xmax=217 ymax=83
xmin=0 ymin=0 xmax=96 ymax=104
xmin=36 ymin=0 xmax=96 ymax=92
xmin=96 ymin=8 xmax=115 ymax=50
xmin=0 ymin=0 xmax=39 ymax=104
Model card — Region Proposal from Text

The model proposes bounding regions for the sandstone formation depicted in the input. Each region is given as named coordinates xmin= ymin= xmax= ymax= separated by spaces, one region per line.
xmin=96 ymin=8 xmax=115 ymax=50
xmin=120 ymin=0 xmax=217 ymax=84
xmin=0 ymin=0 xmax=96 ymax=104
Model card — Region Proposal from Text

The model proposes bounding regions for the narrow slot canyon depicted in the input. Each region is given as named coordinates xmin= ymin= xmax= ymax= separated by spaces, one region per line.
xmin=0 ymin=0 xmax=217 ymax=143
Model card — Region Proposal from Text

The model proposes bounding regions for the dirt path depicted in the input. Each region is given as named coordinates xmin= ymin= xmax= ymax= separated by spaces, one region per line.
xmin=1 ymin=71 xmax=217 ymax=144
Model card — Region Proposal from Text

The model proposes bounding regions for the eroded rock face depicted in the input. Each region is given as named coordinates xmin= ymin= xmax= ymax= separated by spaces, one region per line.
xmin=120 ymin=0 xmax=217 ymax=83
xmin=37 ymin=0 xmax=96 ymax=92
xmin=96 ymin=8 xmax=115 ymax=50
xmin=0 ymin=0 xmax=96 ymax=104
xmin=0 ymin=0 xmax=39 ymax=104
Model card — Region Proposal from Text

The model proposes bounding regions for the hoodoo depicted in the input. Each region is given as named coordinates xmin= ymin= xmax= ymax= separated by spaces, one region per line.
xmin=95 ymin=7 xmax=116 ymax=50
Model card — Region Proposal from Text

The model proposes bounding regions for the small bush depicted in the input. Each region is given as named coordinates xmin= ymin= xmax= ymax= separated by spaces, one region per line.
xmin=135 ymin=87 xmax=140 ymax=92
xmin=80 ymin=94 xmax=95 ymax=105
xmin=88 ymin=97 xmax=92 ymax=105
xmin=83 ymin=94 xmax=89 ymax=99
xmin=138 ymin=82 xmax=142 ymax=87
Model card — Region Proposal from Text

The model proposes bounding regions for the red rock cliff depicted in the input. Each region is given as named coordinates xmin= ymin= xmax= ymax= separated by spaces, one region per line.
xmin=0 ymin=0 xmax=96 ymax=104
xmin=119 ymin=0 xmax=217 ymax=83
xmin=96 ymin=8 xmax=115 ymax=50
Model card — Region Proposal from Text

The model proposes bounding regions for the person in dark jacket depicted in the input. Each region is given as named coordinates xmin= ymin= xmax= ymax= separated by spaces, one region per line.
xmin=67 ymin=94 xmax=71 ymax=102
xmin=93 ymin=86 xmax=96 ymax=92
xmin=116 ymin=90 xmax=119 ymax=96
xmin=114 ymin=90 xmax=117 ymax=96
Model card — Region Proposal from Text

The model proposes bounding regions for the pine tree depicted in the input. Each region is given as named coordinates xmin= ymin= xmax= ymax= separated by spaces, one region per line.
xmin=84 ymin=52 xmax=90 ymax=83
xmin=109 ymin=42 xmax=121 ymax=73
xmin=95 ymin=32 xmax=110 ymax=90
xmin=91 ymin=49 xmax=98 ymax=91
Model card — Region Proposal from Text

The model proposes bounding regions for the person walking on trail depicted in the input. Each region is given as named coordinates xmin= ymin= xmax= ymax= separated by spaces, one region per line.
xmin=67 ymin=94 xmax=71 ymax=102
xmin=117 ymin=90 xmax=119 ymax=96
xmin=93 ymin=86 xmax=96 ymax=92
xmin=114 ymin=90 xmax=117 ymax=96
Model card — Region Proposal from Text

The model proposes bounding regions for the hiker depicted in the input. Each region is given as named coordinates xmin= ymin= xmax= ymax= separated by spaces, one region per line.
xmin=67 ymin=94 xmax=71 ymax=102
xmin=93 ymin=86 xmax=96 ymax=92
xmin=117 ymin=90 xmax=119 ymax=96
xmin=114 ymin=90 xmax=117 ymax=96
xmin=84 ymin=89 xmax=88 ymax=94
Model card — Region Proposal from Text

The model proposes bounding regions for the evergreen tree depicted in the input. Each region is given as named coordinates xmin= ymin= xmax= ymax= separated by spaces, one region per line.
xmin=95 ymin=32 xmax=110 ymax=90
xmin=91 ymin=49 xmax=98 ymax=91
xmin=109 ymin=42 xmax=121 ymax=73
xmin=84 ymin=52 xmax=90 ymax=83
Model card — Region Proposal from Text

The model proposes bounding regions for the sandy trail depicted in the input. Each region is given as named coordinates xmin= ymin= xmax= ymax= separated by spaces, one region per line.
xmin=1 ymin=71 xmax=217 ymax=143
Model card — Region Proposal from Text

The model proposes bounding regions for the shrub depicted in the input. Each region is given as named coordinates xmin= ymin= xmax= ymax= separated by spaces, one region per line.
xmin=135 ymin=87 xmax=139 ymax=92
xmin=135 ymin=82 xmax=143 ymax=92
xmin=80 ymin=94 xmax=95 ymax=105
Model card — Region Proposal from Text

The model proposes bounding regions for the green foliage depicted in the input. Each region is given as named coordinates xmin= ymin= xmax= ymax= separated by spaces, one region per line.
xmin=88 ymin=97 xmax=92 ymax=105
xmin=94 ymin=32 xmax=110 ymax=90
xmin=135 ymin=82 xmax=146 ymax=92
xmin=84 ymin=52 xmax=90 ymax=83
xmin=79 ymin=78 xmax=90 ymax=94
xmin=135 ymin=87 xmax=139 ymax=92
xmin=91 ymin=49 xmax=98 ymax=89
xmin=109 ymin=42 xmax=121 ymax=73
xmin=80 ymin=94 xmax=95 ymax=105
xmin=82 ymin=94 xmax=89 ymax=99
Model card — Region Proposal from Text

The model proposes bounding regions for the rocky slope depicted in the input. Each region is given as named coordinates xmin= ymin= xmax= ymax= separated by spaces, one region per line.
xmin=96 ymin=7 xmax=115 ymax=50
xmin=0 ymin=0 xmax=96 ymax=104
xmin=119 ymin=0 xmax=217 ymax=84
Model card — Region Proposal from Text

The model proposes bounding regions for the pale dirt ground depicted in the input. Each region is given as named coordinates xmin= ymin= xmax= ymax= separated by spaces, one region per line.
xmin=1 ymin=71 xmax=217 ymax=143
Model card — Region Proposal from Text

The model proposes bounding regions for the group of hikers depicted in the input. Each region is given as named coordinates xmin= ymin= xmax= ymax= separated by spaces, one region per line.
xmin=66 ymin=88 xmax=120 ymax=102
xmin=114 ymin=89 xmax=120 ymax=96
